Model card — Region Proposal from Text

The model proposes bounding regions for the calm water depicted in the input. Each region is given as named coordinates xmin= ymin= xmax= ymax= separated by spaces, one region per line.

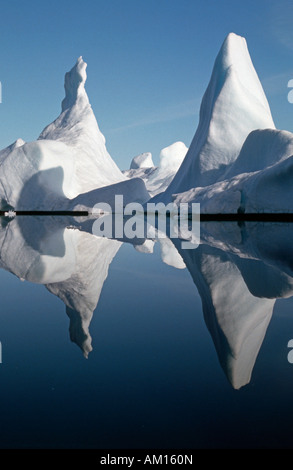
xmin=1 ymin=216 xmax=293 ymax=449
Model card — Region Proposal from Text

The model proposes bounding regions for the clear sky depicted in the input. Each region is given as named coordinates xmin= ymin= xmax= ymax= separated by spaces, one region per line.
xmin=1 ymin=0 xmax=293 ymax=169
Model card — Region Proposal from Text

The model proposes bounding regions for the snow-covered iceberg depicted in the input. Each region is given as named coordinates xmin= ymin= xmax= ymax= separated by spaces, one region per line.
xmin=146 ymin=142 xmax=188 ymax=196
xmin=130 ymin=152 xmax=154 ymax=170
xmin=151 ymin=32 xmax=275 ymax=205
xmin=1 ymin=32 xmax=292 ymax=215
xmin=150 ymin=32 xmax=293 ymax=215
xmin=124 ymin=141 xmax=188 ymax=197
xmin=38 ymin=56 xmax=126 ymax=194
xmin=0 ymin=57 xmax=149 ymax=211
xmin=173 ymin=128 xmax=293 ymax=214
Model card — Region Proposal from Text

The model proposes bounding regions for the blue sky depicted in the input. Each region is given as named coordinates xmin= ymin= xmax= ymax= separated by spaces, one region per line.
xmin=1 ymin=0 xmax=293 ymax=169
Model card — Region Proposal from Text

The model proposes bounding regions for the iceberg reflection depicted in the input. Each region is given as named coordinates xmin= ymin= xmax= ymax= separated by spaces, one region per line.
xmin=173 ymin=222 xmax=293 ymax=389
xmin=0 ymin=214 xmax=293 ymax=388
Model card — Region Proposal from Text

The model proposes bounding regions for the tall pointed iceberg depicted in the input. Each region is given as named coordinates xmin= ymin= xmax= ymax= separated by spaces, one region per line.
xmin=39 ymin=56 xmax=126 ymax=194
xmin=0 ymin=57 xmax=150 ymax=211
xmin=154 ymin=33 xmax=275 ymax=203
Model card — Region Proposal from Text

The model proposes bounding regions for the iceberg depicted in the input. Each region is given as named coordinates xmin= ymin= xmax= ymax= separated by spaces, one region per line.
xmin=130 ymin=152 xmax=154 ymax=170
xmin=0 ymin=57 xmax=149 ymax=211
xmin=68 ymin=177 xmax=150 ymax=212
xmin=151 ymin=32 xmax=275 ymax=205
xmin=173 ymin=142 xmax=293 ymax=214
xmin=124 ymin=141 xmax=188 ymax=197
xmin=150 ymin=32 xmax=293 ymax=215
xmin=223 ymin=128 xmax=293 ymax=180
xmin=146 ymin=142 xmax=188 ymax=196
xmin=1 ymin=32 xmax=291 ymax=215
xmin=38 ymin=56 xmax=126 ymax=194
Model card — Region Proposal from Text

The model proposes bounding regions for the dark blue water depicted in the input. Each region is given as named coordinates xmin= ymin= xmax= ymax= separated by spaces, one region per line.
xmin=0 ymin=217 xmax=293 ymax=449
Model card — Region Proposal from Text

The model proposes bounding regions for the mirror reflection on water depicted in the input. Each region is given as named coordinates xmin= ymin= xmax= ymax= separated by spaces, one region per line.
xmin=1 ymin=215 xmax=293 ymax=449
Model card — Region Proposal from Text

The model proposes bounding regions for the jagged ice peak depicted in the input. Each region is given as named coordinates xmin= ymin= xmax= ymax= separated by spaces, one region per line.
xmin=61 ymin=56 xmax=88 ymax=112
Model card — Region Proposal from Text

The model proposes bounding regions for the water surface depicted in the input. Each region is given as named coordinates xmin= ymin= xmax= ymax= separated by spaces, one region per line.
xmin=0 ymin=216 xmax=293 ymax=449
